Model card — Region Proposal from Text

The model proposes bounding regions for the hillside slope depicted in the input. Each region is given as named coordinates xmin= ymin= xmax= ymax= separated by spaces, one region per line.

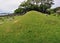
xmin=0 ymin=11 xmax=60 ymax=43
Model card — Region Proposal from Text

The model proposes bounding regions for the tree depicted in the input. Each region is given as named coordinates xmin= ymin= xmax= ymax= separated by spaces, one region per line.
xmin=26 ymin=0 xmax=54 ymax=13
xmin=14 ymin=0 xmax=54 ymax=14
xmin=39 ymin=0 xmax=54 ymax=13
xmin=14 ymin=8 xmax=26 ymax=14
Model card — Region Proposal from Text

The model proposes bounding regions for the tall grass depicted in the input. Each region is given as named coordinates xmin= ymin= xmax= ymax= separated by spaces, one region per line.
xmin=0 ymin=11 xmax=60 ymax=43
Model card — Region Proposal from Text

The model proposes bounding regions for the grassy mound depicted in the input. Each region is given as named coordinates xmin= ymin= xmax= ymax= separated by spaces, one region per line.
xmin=0 ymin=11 xmax=60 ymax=43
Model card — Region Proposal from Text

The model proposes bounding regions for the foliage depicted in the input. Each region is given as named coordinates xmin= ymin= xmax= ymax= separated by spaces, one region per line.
xmin=14 ymin=8 xmax=23 ymax=13
xmin=14 ymin=8 xmax=26 ymax=14
xmin=14 ymin=0 xmax=54 ymax=14
xmin=53 ymin=7 xmax=60 ymax=12
xmin=49 ymin=7 xmax=60 ymax=16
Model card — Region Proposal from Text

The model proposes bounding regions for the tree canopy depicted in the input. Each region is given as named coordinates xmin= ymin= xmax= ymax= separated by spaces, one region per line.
xmin=14 ymin=0 xmax=54 ymax=14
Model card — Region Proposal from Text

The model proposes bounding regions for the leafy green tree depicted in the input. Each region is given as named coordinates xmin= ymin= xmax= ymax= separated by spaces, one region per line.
xmin=14 ymin=8 xmax=25 ymax=14
xmin=40 ymin=0 xmax=54 ymax=13
xmin=26 ymin=0 xmax=54 ymax=13
xmin=14 ymin=0 xmax=54 ymax=14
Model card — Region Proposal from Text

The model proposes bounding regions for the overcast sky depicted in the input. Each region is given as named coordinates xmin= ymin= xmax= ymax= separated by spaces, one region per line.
xmin=0 ymin=0 xmax=60 ymax=13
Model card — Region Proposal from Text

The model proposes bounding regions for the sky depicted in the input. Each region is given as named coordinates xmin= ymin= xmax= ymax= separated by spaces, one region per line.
xmin=0 ymin=0 xmax=60 ymax=13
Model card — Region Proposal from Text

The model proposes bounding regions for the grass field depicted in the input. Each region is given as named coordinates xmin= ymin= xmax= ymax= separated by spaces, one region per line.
xmin=0 ymin=11 xmax=60 ymax=43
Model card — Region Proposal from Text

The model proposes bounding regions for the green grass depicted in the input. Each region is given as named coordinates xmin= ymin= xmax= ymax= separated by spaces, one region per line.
xmin=0 ymin=11 xmax=60 ymax=43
